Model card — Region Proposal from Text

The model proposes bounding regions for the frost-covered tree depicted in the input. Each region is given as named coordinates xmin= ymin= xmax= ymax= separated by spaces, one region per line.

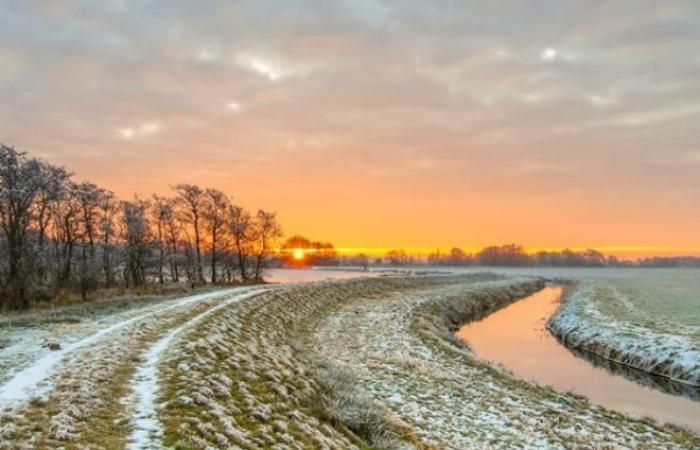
xmin=0 ymin=144 xmax=44 ymax=308
xmin=74 ymin=182 xmax=108 ymax=299
xmin=0 ymin=143 xmax=284 ymax=309
xmin=252 ymin=210 xmax=282 ymax=281
xmin=98 ymin=190 xmax=117 ymax=287
xmin=151 ymin=195 xmax=172 ymax=284
xmin=202 ymin=189 xmax=230 ymax=284
xmin=173 ymin=184 xmax=205 ymax=284
xmin=227 ymin=204 xmax=254 ymax=281
xmin=120 ymin=199 xmax=151 ymax=287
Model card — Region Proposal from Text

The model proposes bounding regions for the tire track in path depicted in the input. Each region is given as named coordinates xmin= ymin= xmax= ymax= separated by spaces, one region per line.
xmin=124 ymin=287 xmax=267 ymax=449
xmin=0 ymin=288 xmax=242 ymax=410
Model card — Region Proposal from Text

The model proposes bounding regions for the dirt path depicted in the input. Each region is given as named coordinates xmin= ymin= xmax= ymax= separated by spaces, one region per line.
xmin=125 ymin=288 xmax=266 ymax=449
xmin=0 ymin=289 xmax=241 ymax=410
xmin=0 ymin=286 xmax=261 ymax=449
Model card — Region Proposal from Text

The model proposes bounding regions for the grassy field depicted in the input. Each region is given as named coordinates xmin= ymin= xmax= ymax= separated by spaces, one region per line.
xmin=591 ymin=270 xmax=700 ymax=331
xmin=548 ymin=269 xmax=700 ymax=387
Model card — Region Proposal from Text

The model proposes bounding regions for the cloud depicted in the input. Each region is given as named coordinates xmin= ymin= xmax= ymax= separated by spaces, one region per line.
xmin=540 ymin=47 xmax=557 ymax=61
xmin=0 ymin=1 xmax=699 ymax=248
xmin=234 ymin=53 xmax=308 ymax=81
xmin=118 ymin=121 xmax=163 ymax=140
xmin=225 ymin=101 xmax=243 ymax=113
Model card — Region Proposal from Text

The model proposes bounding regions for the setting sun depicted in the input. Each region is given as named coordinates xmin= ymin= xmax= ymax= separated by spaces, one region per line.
xmin=293 ymin=248 xmax=305 ymax=261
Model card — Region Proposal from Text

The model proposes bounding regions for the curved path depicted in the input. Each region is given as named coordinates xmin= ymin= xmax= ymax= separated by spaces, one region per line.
xmin=125 ymin=288 xmax=266 ymax=449
xmin=0 ymin=286 xmax=265 ymax=449
xmin=0 ymin=289 xmax=244 ymax=409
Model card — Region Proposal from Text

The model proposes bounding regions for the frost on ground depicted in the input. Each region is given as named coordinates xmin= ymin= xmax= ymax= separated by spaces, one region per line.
xmin=161 ymin=274 xmax=697 ymax=449
xmin=306 ymin=277 xmax=696 ymax=449
xmin=548 ymin=279 xmax=700 ymax=387
xmin=0 ymin=288 xmax=241 ymax=408
xmin=0 ymin=287 xmax=253 ymax=449
xmin=0 ymin=274 xmax=697 ymax=449
xmin=157 ymin=276 xmax=464 ymax=449
xmin=125 ymin=288 xmax=266 ymax=449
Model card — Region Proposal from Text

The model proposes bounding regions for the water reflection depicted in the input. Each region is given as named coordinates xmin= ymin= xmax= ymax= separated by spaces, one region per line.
xmin=456 ymin=286 xmax=700 ymax=433
xmin=559 ymin=340 xmax=700 ymax=402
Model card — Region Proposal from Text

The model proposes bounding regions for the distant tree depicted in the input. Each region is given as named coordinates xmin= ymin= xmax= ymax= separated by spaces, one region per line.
xmin=357 ymin=253 xmax=369 ymax=270
xmin=386 ymin=249 xmax=408 ymax=265
xmin=476 ymin=244 xmax=531 ymax=266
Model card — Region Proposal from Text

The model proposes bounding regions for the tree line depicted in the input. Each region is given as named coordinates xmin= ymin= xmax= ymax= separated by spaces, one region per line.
xmin=424 ymin=245 xmax=617 ymax=267
xmin=423 ymin=245 xmax=615 ymax=267
xmin=422 ymin=245 xmax=699 ymax=268
xmin=0 ymin=144 xmax=282 ymax=310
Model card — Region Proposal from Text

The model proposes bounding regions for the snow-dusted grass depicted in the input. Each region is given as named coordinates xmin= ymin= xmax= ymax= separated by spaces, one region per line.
xmin=0 ymin=286 xmax=222 ymax=386
xmin=549 ymin=275 xmax=700 ymax=386
xmin=1 ymin=271 xmax=697 ymax=449
xmin=309 ymin=277 xmax=698 ymax=449
xmin=0 ymin=288 xmax=241 ymax=409
xmin=158 ymin=275 xmax=463 ymax=449
xmin=156 ymin=273 xmax=696 ymax=449
xmin=0 ymin=287 xmax=252 ymax=449
xmin=124 ymin=287 xmax=266 ymax=449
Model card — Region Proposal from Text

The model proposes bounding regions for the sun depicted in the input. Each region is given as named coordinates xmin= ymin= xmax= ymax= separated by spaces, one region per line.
xmin=293 ymin=248 xmax=305 ymax=261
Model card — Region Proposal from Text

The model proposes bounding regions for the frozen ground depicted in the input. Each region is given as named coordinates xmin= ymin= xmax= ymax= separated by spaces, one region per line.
xmin=307 ymin=277 xmax=696 ymax=449
xmin=0 ymin=271 xmax=696 ymax=449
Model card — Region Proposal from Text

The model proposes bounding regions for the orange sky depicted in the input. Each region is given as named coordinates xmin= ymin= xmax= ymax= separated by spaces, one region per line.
xmin=1 ymin=2 xmax=699 ymax=259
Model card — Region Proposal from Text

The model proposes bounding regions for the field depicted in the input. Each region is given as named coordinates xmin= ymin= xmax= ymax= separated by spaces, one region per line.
xmin=548 ymin=269 xmax=700 ymax=387
xmin=0 ymin=272 xmax=697 ymax=449
xmin=585 ymin=270 xmax=700 ymax=330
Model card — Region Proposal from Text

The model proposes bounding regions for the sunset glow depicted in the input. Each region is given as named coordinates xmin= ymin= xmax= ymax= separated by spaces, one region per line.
xmin=1 ymin=2 xmax=699 ymax=258
xmin=293 ymin=248 xmax=305 ymax=261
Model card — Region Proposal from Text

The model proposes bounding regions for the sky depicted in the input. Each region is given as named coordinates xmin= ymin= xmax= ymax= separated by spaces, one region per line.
xmin=1 ymin=1 xmax=699 ymax=258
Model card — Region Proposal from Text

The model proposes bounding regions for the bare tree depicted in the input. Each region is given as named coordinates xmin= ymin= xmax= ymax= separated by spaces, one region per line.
xmin=52 ymin=186 xmax=81 ymax=291
xmin=120 ymin=199 xmax=151 ymax=287
xmin=74 ymin=182 xmax=105 ymax=299
xmin=33 ymin=163 xmax=69 ymax=288
xmin=99 ymin=190 xmax=117 ymax=287
xmin=163 ymin=198 xmax=182 ymax=283
xmin=202 ymin=189 xmax=230 ymax=284
xmin=173 ymin=184 xmax=205 ymax=284
xmin=151 ymin=195 xmax=172 ymax=284
xmin=253 ymin=209 xmax=282 ymax=281
xmin=0 ymin=145 xmax=44 ymax=308
xmin=227 ymin=204 xmax=254 ymax=281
